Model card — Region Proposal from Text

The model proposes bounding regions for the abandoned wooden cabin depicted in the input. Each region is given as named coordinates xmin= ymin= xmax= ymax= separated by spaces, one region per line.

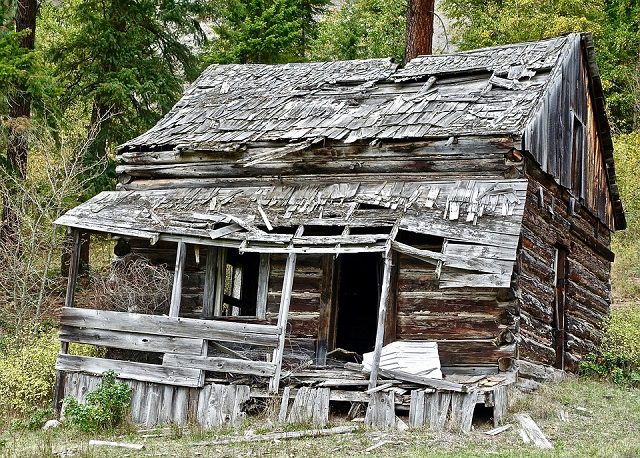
xmin=53 ymin=33 xmax=625 ymax=429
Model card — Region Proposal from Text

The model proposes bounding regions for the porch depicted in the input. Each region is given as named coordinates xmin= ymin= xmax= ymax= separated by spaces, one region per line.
xmin=53 ymin=179 xmax=525 ymax=429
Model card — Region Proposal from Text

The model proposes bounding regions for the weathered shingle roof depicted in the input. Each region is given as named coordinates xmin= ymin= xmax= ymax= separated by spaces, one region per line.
xmin=120 ymin=37 xmax=572 ymax=152
xmin=55 ymin=179 xmax=528 ymax=288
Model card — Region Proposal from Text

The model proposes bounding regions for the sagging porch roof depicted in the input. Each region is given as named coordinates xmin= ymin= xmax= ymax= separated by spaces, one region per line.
xmin=55 ymin=179 xmax=527 ymax=288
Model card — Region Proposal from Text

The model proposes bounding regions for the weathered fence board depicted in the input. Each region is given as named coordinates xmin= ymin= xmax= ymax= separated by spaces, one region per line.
xmin=56 ymin=354 xmax=203 ymax=387
xmin=60 ymin=307 xmax=280 ymax=347
xmin=59 ymin=326 xmax=204 ymax=355
xmin=162 ymin=354 xmax=276 ymax=377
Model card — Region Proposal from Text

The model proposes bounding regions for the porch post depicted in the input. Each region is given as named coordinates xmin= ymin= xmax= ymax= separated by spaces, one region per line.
xmin=169 ymin=241 xmax=187 ymax=318
xmin=269 ymin=252 xmax=297 ymax=393
xmin=368 ymin=248 xmax=393 ymax=390
xmin=202 ymin=246 xmax=218 ymax=318
xmin=54 ymin=228 xmax=82 ymax=414
xmin=255 ymin=253 xmax=270 ymax=320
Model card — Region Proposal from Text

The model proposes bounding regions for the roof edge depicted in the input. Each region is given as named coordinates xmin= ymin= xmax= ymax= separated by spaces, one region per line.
xmin=580 ymin=32 xmax=626 ymax=231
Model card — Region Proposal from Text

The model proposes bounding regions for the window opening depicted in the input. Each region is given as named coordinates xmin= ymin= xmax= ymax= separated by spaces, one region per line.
xmin=571 ymin=115 xmax=584 ymax=199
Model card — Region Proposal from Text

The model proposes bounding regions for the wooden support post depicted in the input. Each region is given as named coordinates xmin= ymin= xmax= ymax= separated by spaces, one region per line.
xmin=316 ymin=254 xmax=335 ymax=366
xmin=256 ymin=253 xmax=270 ymax=320
xmin=214 ymin=248 xmax=227 ymax=316
xmin=202 ymin=247 xmax=218 ymax=318
xmin=169 ymin=241 xmax=187 ymax=318
xmin=64 ymin=229 xmax=82 ymax=309
xmin=368 ymin=248 xmax=393 ymax=390
xmin=269 ymin=252 xmax=297 ymax=393
xmin=54 ymin=228 xmax=82 ymax=414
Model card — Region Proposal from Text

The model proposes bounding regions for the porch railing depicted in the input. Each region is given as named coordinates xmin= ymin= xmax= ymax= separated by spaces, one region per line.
xmin=56 ymin=307 xmax=281 ymax=388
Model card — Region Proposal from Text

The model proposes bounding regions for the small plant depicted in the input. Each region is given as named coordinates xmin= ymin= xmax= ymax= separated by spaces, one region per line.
xmin=11 ymin=406 xmax=53 ymax=430
xmin=63 ymin=370 xmax=132 ymax=432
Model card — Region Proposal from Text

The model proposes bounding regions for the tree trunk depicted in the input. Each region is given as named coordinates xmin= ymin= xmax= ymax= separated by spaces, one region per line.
xmin=1 ymin=0 xmax=38 ymax=242
xmin=404 ymin=0 xmax=435 ymax=64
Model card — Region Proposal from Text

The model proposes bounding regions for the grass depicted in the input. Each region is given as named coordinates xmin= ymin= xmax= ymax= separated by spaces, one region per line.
xmin=2 ymin=377 xmax=639 ymax=458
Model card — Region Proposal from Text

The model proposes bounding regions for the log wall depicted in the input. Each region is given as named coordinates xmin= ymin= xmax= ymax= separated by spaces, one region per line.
xmin=395 ymin=254 xmax=517 ymax=370
xmin=516 ymin=160 xmax=613 ymax=374
xmin=267 ymin=253 xmax=324 ymax=361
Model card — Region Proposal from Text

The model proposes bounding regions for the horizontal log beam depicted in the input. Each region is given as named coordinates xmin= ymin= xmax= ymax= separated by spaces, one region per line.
xmin=59 ymin=326 xmax=204 ymax=355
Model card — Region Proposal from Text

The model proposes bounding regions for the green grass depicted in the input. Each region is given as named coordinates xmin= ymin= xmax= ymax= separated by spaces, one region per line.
xmin=2 ymin=377 xmax=639 ymax=458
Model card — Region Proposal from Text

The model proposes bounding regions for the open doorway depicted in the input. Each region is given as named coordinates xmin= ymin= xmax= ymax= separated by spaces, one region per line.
xmin=334 ymin=253 xmax=382 ymax=356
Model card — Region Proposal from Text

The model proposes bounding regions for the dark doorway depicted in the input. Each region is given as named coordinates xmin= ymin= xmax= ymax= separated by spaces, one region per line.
xmin=334 ymin=253 xmax=382 ymax=355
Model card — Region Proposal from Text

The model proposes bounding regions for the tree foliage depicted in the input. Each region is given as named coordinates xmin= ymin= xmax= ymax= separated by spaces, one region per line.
xmin=205 ymin=0 xmax=329 ymax=64
xmin=309 ymin=0 xmax=406 ymax=63
xmin=46 ymin=0 xmax=209 ymax=194
xmin=441 ymin=0 xmax=640 ymax=132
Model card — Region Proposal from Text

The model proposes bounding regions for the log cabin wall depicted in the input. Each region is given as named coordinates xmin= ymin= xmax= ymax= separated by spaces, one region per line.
xmin=115 ymin=137 xmax=519 ymax=192
xmin=267 ymin=253 xmax=323 ymax=363
xmin=516 ymin=36 xmax=618 ymax=376
xmin=116 ymin=135 xmax=525 ymax=367
xmin=517 ymin=159 xmax=613 ymax=375
xmin=522 ymin=34 xmax=617 ymax=231
xmin=395 ymin=253 xmax=517 ymax=371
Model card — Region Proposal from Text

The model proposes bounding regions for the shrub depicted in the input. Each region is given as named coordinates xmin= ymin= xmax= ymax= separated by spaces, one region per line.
xmin=0 ymin=329 xmax=58 ymax=416
xmin=63 ymin=370 xmax=132 ymax=432
xmin=0 ymin=327 xmax=104 ymax=418
xmin=88 ymin=255 xmax=173 ymax=314
xmin=580 ymin=305 xmax=640 ymax=386
xmin=602 ymin=305 xmax=640 ymax=366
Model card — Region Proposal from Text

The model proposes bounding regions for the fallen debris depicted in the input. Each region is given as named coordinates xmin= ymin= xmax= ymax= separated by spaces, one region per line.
xmin=192 ymin=425 xmax=358 ymax=446
xmin=515 ymin=413 xmax=553 ymax=449
xmin=485 ymin=424 xmax=512 ymax=436
xmin=362 ymin=341 xmax=442 ymax=378
xmin=88 ymin=440 xmax=145 ymax=450
xmin=364 ymin=440 xmax=390 ymax=453
xmin=364 ymin=382 xmax=394 ymax=394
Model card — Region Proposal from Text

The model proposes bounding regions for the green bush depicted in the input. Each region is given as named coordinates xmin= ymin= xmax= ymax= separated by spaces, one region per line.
xmin=0 ymin=327 xmax=104 ymax=418
xmin=603 ymin=305 xmax=640 ymax=366
xmin=580 ymin=305 xmax=640 ymax=386
xmin=0 ymin=329 xmax=59 ymax=416
xmin=63 ymin=370 xmax=132 ymax=432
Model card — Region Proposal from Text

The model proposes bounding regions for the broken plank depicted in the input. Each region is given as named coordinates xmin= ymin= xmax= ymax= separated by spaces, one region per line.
xmin=88 ymin=440 xmax=144 ymax=450
xmin=515 ymin=413 xmax=553 ymax=449
xmin=59 ymin=326 xmax=204 ymax=356
xmin=485 ymin=424 xmax=512 ymax=436
xmin=365 ymin=382 xmax=394 ymax=394
xmin=192 ymin=425 xmax=357 ymax=446
xmin=376 ymin=368 xmax=468 ymax=392
xmin=60 ymin=307 xmax=280 ymax=346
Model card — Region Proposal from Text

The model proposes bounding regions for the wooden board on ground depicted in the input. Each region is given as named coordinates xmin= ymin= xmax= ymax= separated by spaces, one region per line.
xmin=515 ymin=413 xmax=553 ymax=449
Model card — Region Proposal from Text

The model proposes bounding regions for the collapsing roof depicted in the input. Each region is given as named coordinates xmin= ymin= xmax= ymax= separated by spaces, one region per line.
xmin=121 ymin=37 xmax=569 ymax=150
xmin=115 ymin=33 xmax=624 ymax=229
xmin=55 ymin=179 xmax=527 ymax=288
